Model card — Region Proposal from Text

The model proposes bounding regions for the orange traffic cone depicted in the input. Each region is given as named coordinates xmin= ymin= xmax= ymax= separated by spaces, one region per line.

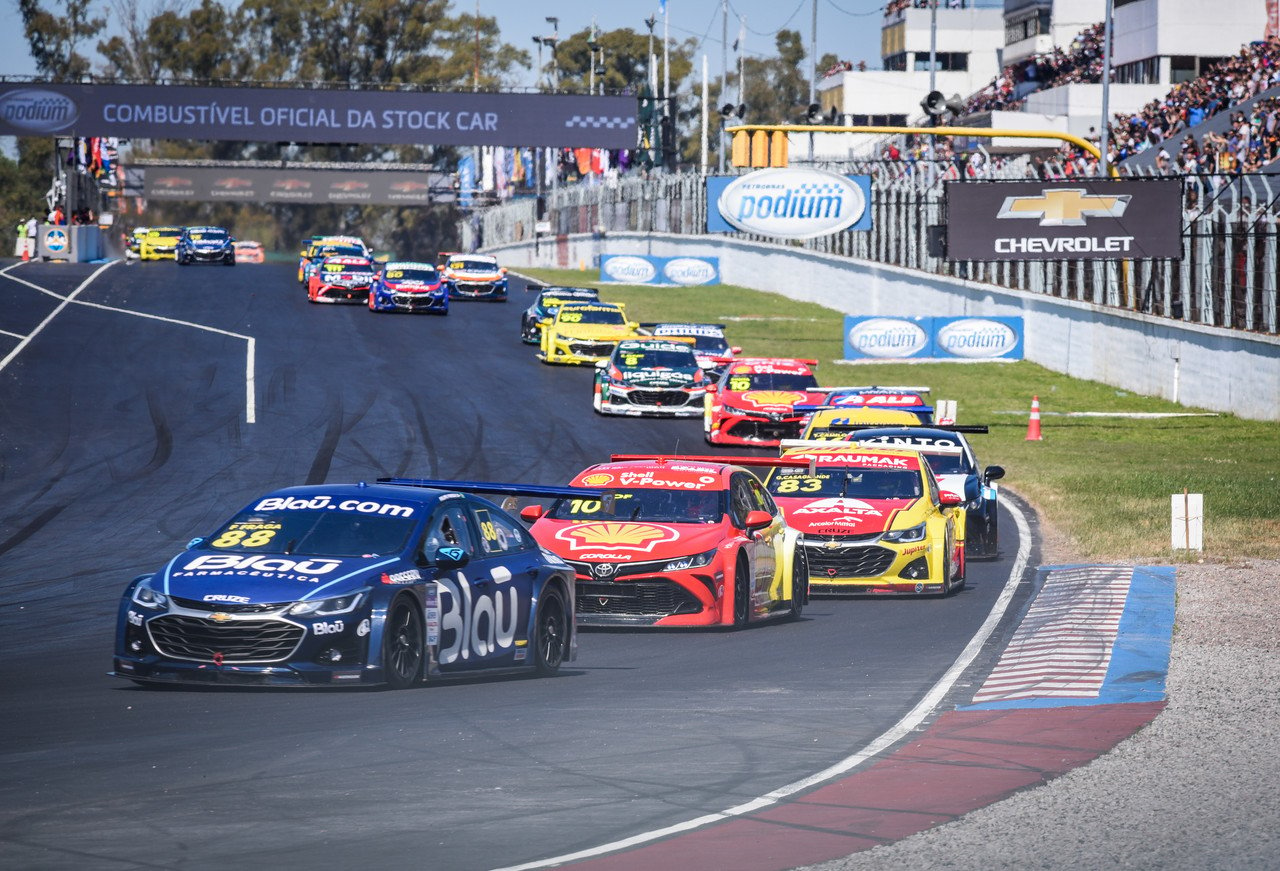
xmin=1025 ymin=395 xmax=1043 ymax=441
xmin=21 ymin=239 xmax=30 ymax=262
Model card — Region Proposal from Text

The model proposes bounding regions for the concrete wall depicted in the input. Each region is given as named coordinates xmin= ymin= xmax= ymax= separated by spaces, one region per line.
xmin=489 ymin=232 xmax=1280 ymax=422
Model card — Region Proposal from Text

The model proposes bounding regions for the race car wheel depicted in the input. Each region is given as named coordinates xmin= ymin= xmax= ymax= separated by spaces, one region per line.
xmin=382 ymin=598 xmax=424 ymax=689
xmin=533 ymin=587 xmax=568 ymax=676
xmin=732 ymin=554 xmax=751 ymax=628
xmin=367 ymin=292 xmax=378 ymax=311
xmin=592 ymin=382 xmax=603 ymax=413
xmin=787 ymin=547 xmax=808 ymax=619
xmin=937 ymin=548 xmax=953 ymax=597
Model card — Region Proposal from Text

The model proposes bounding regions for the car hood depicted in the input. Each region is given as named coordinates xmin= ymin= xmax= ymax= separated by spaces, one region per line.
xmin=532 ymin=520 xmax=727 ymax=563
xmin=619 ymin=367 xmax=700 ymax=387
xmin=556 ymin=324 xmax=637 ymax=341
xmin=721 ymin=389 xmax=825 ymax=414
xmin=160 ymin=551 xmax=401 ymax=604
xmin=777 ymin=496 xmax=916 ymax=536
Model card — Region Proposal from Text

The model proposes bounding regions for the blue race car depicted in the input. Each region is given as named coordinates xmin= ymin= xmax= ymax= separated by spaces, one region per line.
xmin=113 ymin=480 xmax=591 ymax=689
xmin=847 ymin=425 xmax=1006 ymax=559
xmin=367 ymin=261 xmax=449 ymax=314
xmin=176 ymin=226 xmax=235 ymax=266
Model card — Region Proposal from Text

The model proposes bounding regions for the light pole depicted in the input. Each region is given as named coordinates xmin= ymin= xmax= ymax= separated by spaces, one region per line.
xmin=546 ymin=17 xmax=560 ymax=89
xmin=532 ymin=36 xmax=544 ymax=89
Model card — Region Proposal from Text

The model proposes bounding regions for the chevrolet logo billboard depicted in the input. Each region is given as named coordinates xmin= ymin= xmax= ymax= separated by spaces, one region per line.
xmin=945 ymin=180 xmax=1182 ymax=261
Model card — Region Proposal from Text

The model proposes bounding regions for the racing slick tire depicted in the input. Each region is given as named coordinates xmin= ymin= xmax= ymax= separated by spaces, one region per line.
xmin=533 ymin=587 xmax=569 ymax=676
xmin=592 ymin=382 xmax=604 ymax=413
xmin=787 ymin=547 xmax=808 ymax=620
xmin=937 ymin=549 xmax=954 ymax=598
xmin=382 ymin=597 xmax=424 ymax=689
xmin=732 ymin=553 xmax=751 ymax=628
xmin=367 ymin=292 xmax=381 ymax=312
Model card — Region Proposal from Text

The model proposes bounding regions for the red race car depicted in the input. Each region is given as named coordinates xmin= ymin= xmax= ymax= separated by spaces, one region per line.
xmin=307 ymin=254 xmax=377 ymax=304
xmin=704 ymin=357 xmax=828 ymax=447
xmin=520 ymin=455 xmax=810 ymax=628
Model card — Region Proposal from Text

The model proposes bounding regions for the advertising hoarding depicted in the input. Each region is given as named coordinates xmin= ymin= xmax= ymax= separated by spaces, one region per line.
xmin=707 ymin=168 xmax=872 ymax=238
xmin=945 ymin=179 xmax=1183 ymax=261
xmin=844 ymin=316 xmax=1024 ymax=361
xmin=598 ymin=254 xmax=720 ymax=286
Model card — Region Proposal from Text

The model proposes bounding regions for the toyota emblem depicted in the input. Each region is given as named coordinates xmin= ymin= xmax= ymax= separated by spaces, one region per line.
xmin=591 ymin=562 xmax=618 ymax=578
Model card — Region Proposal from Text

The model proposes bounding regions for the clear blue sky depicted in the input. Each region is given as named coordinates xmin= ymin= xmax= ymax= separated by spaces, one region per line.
xmin=0 ymin=0 xmax=889 ymax=86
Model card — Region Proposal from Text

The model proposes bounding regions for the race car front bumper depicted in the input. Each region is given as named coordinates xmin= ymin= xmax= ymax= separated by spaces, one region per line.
xmin=800 ymin=534 xmax=950 ymax=595
xmin=314 ymin=283 xmax=372 ymax=303
xmin=707 ymin=412 xmax=806 ymax=446
xmin=375 ymin=290 xmax=448 ymax=313
xmin=568 ymin=562 xmax=725 ymax=627
xmin=449 ymin=280 xmax=507 ymax=300
xmin=599 ymin=387 xmax=706 ymax=417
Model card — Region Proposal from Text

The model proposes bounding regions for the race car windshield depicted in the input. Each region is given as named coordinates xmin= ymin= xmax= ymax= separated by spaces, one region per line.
xmin=617 ymin=347 xmax=698 ymax=369
xmin=450 ymin=259 xmax=498 ymax=271
xmin=189 ymin=231 xmax=227 ymax=241
xmin=560 ymin=307 xmax=626 ymax=325
xmin=318 ymin=246 xmax=365 ymax=259
xmin=548 ymin=489 xmax=725 ymax=523
xmin=726 ymin=372 xmax=818 ymax=391
xmin=199 ymin=507 xmax=417 ymax=557
xmin=764 ymin=468 xmax=923 ymax=500
xmin=919 ymin=452 xmax=972 ymax=475
xmin=384 ymin=268 xmax=438 ymax=282
xmin=328 ymin=263 xmax=374 ymax=275
xmin=688 ymin=335 xmax=730 ymax=354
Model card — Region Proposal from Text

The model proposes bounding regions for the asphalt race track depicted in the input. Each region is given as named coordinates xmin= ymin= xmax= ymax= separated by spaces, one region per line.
xmin=0 ymin=261 xmax=1035 ymax=871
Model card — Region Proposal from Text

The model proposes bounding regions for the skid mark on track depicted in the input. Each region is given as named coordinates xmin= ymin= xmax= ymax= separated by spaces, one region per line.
xmin=106 ymin=390 xmax=173 ymax=483
xmin=410 ymin=392 xmax=441 ymax=479
xmin=304 ymin=389 xmax=378 ymax=485
xmin=0 ymin=503 xmax=68 ymax=558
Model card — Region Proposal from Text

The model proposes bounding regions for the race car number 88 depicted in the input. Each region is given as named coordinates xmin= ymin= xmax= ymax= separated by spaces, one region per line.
xmin=211 ymin=528 xmax=277 ymax=548
xmin=560 ymin=312 xmax=583 ymax=323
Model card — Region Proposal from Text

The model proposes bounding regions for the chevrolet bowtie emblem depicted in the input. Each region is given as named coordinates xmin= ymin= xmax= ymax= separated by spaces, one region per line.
xmin=996 ymin=188 xmax=1131 ymax=227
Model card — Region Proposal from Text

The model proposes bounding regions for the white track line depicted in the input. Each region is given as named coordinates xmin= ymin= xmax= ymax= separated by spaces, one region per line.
xmin=493 ymin=500 xmax=1034 ymax=871
xmin=0 ymin=262 xmax=256 ymax=423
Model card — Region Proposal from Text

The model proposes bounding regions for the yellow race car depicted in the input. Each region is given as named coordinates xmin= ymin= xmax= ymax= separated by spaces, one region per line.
xmin=138 ymin=226 xmax=184 ymax=261
xmin=763 ymin=442 xmax=966 ymax=596
xmin=538 ymin=301 xmax=644 ymax=365
xmin=799 ymin=407 xmax=926 ymax=441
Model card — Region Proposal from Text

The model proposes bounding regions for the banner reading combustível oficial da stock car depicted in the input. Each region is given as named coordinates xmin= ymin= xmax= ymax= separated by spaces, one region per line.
xmin=0 ymin=83 xmax=636 ymax=148
xmin=945 ymin=179 xmax=1182 ymax=261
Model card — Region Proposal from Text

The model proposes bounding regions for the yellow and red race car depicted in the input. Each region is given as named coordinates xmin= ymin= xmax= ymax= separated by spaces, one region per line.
xmin=703 ymin=357 xmax=827 ymax=446
xmin=538 ymin=301 xmax=644 ymax=365
xmin=520 ymin=455 xmax=810 ymax=627
xmin=763 ymin=442 xmax=966 ymax=596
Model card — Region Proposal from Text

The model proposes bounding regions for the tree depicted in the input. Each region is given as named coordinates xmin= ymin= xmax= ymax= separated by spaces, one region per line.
xmin=19 ymin=0 xmax=105 ymax=80
xmin=0 ymin=139 xmax=57 ymax=253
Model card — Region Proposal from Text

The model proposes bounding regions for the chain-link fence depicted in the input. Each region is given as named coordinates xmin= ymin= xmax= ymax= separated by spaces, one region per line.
xmin=463 ymin=165 xmax=1280 ymax=335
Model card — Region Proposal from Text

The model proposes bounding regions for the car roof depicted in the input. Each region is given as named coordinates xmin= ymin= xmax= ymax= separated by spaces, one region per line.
xmin=569 ymin=459 xmax=730 ymax=490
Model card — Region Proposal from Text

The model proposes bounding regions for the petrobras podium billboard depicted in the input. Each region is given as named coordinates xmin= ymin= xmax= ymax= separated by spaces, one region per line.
xmin=945 ymin=179 xmax=1183 ymax=261
xmin=598 ymin=254 xmax=720 ymax=286
xmin=844 ymin=316 xmax=1023 ymax=361
xmin=706 ymin=168 xmax=872 ymax=239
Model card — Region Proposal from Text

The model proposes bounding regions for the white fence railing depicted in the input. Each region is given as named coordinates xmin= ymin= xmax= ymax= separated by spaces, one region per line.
xmin=462 ymin=167 xmax=1280 ymax=335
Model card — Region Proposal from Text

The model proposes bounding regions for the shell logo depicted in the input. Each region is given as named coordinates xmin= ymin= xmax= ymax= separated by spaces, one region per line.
xmin=579 ymin=473 xmax=615 ymax=487
xmin=740 ymin=390 xmax=807 ymax=408
xmin=555 ymin=522 xmax=680 ymax=552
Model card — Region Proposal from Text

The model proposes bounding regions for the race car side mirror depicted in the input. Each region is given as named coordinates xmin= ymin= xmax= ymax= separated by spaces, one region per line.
xmin=595 ymin=359 xmax=609 ymax=369
xmin=426 ymin=545 xmax=470 ymax=570
xmin=938 ymin=491 xmax=963 ymax=506
xmin=731 ymin=347 xmax=742 ymax=354
xmin=984 ymin=465 xmax=1005 ymax=483
xmin=742 ymin=510 xmax=773 ymax=531
xmin=519 ymin=505 xmax=544 ymax=522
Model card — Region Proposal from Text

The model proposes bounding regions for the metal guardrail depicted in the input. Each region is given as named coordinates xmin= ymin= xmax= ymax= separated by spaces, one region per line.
xmin=463 ymin=166 xmax=1280 ymax=336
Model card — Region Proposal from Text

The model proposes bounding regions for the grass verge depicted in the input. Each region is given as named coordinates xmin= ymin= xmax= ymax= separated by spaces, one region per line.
xmin=519 ymin=267 xmax=1280 ymax=562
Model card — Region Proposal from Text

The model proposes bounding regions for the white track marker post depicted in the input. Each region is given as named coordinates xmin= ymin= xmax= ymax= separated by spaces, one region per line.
xmin=1172 ymin=488 xmax=1203 ymax=551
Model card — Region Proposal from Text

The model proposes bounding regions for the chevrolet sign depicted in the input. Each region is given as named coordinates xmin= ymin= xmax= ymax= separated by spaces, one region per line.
xmin=945 ymin=180 xmax=1182 ymax=261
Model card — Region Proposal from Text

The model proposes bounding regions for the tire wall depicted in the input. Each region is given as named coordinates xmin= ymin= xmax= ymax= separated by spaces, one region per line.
xmin=488 ymin=232 xmax=1280 ymax=422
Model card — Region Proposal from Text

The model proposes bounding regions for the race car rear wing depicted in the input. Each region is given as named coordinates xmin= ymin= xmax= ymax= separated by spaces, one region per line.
xmin=608 ymin=454 xmax=820 ymax=475
xmin=809 ymin=384 xmax=930 ymax=394
xmin=378 ymin=477 xmax=607 ymax=502
xmin=638 ymin=322 xmax=728 ymax=332
xmin=778 ymin=439 xmax=965 ymax=455
xmin=820 ymin=423 xmax=989 ymax=434
xmin=793 ymin=403 xmax=935 ymax=415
